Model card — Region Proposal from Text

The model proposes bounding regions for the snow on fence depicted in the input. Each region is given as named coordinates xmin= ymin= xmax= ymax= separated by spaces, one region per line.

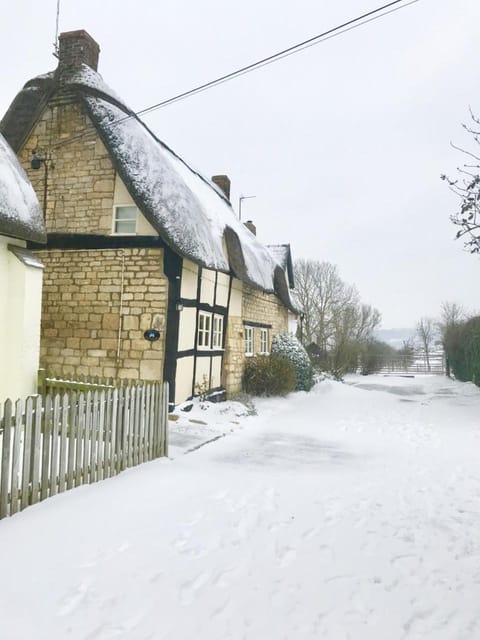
xmin=0 ymin=382 xmax=168 ymax=520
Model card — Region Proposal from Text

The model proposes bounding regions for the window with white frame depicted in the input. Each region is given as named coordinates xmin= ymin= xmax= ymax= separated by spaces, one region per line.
xmin=113 ymin=205 xmax=137 ymax=234
xmin=260 ymin=328 xmax=269 ymax=354
xmin=212 ymin=315 xmax=224 ymax=349
xmin=244 ymin=326 xmax=254 ymax=356
xmin=197 ymin=312 xmax=212 ymax=348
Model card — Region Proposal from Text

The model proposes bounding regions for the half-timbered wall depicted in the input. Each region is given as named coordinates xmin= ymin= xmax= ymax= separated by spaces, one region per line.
xmin=174 ymin=258 xmax=231 ymax=405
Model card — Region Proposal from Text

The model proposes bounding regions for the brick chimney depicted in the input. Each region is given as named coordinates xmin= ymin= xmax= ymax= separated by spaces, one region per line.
xmin=244 ymin=220 xmax=256 ymax=236
xmin=57 ymin=30 xmax=100 ymax=83
xmin=211 ymin=175 xmax=231 ymax=200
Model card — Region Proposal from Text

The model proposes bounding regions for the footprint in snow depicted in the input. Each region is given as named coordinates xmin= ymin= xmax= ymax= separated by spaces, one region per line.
xmin=57 ymin=581 xmax=92 ymax=616
xmin=179 ymin=571 xmax=211 ymax=605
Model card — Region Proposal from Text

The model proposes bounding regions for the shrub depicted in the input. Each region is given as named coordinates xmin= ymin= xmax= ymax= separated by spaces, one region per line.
xmin=445 ymin=316 xmax=480 ymax=384
xmin=271 ymin=333 xmax=314 ymax=391
xmin=243 ymin=355 xmax=296 ymax=397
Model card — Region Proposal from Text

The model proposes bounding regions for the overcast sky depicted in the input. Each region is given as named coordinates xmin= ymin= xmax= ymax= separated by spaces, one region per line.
xmin=2 ymin=0 xmax=480 ymax=328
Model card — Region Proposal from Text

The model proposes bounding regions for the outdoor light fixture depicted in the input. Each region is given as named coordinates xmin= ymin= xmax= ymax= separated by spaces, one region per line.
xmin=144 ymin=314 xmax=163 ymax=342
xmin=30 ymin=154 xmax=46 ymax=170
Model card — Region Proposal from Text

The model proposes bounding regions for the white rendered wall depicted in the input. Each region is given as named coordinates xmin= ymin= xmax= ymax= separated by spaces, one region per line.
xmin=0 ymin=237 xmax=43 ymax=404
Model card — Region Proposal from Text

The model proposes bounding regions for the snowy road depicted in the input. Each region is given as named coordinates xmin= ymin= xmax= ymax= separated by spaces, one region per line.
xmin=0 ymin=375 xmax=479 ymax=639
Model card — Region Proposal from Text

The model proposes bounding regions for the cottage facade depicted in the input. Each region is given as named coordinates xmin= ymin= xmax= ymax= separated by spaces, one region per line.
xmin=0 ymin=134 xmax=46 ymax=403
xmin=1 ymin=30 xmax=298 ymax=407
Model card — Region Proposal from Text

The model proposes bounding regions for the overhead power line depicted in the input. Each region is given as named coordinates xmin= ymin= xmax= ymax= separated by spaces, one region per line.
xmin=52 ymin=0 xmax=421 ymax=149
xmin=137 ymin=0 xmax=420 ymax=117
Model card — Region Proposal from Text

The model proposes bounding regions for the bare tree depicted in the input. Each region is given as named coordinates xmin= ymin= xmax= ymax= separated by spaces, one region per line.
xmin=416 ymin=317 xmax=435 ymax=372
xmin=437 ymin=302 xmax=466 ymax=377
xmin=294 ymin=259 xmax=381 ymax=377
xmin=441 ymin=110 xmax=480 ymax=253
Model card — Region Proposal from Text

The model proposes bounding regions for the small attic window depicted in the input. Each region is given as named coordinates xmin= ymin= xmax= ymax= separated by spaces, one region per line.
xmin=113 ymin=205 xmax=137 ymax=234
xmin=8 ymin=245 xmax=44 ymax=269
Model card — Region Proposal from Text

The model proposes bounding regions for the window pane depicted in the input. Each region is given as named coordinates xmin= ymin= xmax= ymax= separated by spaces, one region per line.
xmin=115 ymin=220 xmax=136 ymax=233
xmin=115 ymin=206 xmax=137 ymax=220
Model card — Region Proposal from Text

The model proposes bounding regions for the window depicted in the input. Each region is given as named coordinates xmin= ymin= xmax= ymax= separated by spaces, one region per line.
xmin=212 ymin=315 xmax=224 ymax=349
xmin=113 ymin=205 xmax=137 ymax=234
xmin=197 ymin=312 xmax=212 ymax=348
xmin=244 ymin=326 xmax=254 ymax=356
xmin=260 ymin=328 xmax=269 ymax=354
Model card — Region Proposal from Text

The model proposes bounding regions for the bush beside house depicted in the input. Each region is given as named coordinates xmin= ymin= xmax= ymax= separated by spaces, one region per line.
xmin=243 ymin=355 xmax=296 ymax=397
xmin=271 ymin=334 xmax=314 ymax=391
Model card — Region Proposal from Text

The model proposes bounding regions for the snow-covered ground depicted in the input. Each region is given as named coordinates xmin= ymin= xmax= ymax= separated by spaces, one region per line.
xmin=1 ymin=374 xmax=479 ymax=640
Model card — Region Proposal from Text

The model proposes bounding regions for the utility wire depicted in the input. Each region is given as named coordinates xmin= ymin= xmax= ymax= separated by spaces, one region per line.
xmin=52 ymin=0 xmax=421 ymax=149
xmin=137 ymin=0 xmax=419 ymax=117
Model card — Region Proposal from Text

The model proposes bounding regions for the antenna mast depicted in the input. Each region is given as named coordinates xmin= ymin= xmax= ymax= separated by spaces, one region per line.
xmin=53 ymin=0 xmax=61 ymax=58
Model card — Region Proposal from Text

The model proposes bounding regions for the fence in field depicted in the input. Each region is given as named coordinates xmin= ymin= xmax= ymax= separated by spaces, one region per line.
xmin=376 ymin=352 xmax=446 ymax=375
xmin=0 ymin=381 xmax=168 ymax=520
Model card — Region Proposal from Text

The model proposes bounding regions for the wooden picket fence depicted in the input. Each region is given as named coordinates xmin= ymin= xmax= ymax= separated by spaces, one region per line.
xmin=0 ymin=381 xmax=168 ymax=520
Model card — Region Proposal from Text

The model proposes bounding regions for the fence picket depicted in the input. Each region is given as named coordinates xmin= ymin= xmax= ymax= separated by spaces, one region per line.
xmin=50 ymin=395 xmax=60 ymax=497
xmin=104 ymin=388 xmax=112 ymax=479
xmin=75 ymin=394 xmax=85 ymax=487
xmin=67 ymin=392 xmax=77 ymax=490
xmin=0 ymin=400 xmax=12 ymax=518
xmin=41 ymin=394 xmax=53 ymax=501
xmin=97 ymin=391 xmax=106 ymax=481
xmin=83 ymin=391 xmax=92 ymax=484
xmin=90 ymin=391 xmax=99 ymax=484
xmin=121 ymin=386 xmax=130 ymax=471
xmin=109 ymin=388 xmax=118 ymax=478
xmin=30 ymin=395 xmax=42 ymax=505
xmin=21 ymin=397 xmax=34 ymax=509
xmin=10 ymin=399 xmax=23 ymax=514
xmin=58 ymin=394 xmax=69 ymax=494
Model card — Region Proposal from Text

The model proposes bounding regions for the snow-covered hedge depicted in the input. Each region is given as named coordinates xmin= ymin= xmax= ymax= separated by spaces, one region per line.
xmin=271 ymin=334 xmax=314 ymax=391
xmin=243 ymin=355 xmax=296 ymax=397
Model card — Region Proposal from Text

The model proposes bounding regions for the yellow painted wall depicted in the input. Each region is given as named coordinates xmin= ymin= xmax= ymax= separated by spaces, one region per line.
xmin=0 ymin=237 xmax=43 ymax=403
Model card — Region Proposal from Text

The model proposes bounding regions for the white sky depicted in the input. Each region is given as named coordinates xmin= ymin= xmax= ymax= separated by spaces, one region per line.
xmin=2 ymin=0 xmax=480 ymax=327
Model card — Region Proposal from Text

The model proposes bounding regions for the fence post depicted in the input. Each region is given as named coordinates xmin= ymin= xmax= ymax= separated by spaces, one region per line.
xmin=37 ymin=369 xmax=47 ymax=396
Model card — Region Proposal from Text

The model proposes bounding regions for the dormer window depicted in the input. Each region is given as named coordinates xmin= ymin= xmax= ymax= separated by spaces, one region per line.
xmin=113 ymin=205 xmax=137 ymax=234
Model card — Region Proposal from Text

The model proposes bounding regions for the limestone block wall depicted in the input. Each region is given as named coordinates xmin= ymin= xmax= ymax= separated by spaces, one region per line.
xmin=34 ymin=247 xmax=167 ymax=381
xmin=223 ymin=281 xmax=289 ymax=396
xmin=18 ymin=102 xmax=116 ymax=235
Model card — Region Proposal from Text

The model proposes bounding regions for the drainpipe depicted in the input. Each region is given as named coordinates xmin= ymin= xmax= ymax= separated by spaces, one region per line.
xmin=116 ymin=250 xmax=126 ymax=374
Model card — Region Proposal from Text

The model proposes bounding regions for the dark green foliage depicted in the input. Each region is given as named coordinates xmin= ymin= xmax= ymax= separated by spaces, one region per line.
xmin=271 ymin=334 xmax=314 ymax=391
xmin=243 ymin=355 xmax=296 ymax=397
xmin=359 ymin=339 xmax=397 ymax=375
xmin=444 ymin=316 xmax=480 ymax=384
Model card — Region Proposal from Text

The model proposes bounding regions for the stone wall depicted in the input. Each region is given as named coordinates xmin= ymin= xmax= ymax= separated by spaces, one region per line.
xmin=19 ymin=102 xmax=115 ymax=235
xmin=35 ymin=247 xmax=167 ymax=381
xmin=224 ymin=282 xmax=289 ymax=396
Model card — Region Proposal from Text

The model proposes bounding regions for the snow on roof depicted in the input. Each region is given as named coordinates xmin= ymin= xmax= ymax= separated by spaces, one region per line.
xmin=68 ymin=65 xmax=129 ymax=110
xmin=267 ymin=244 xmax=290 ymax=271
xmin=83 ymin=95 xmax=279 ymax=291
xmin=0 ymin=133 xmax=45 ymax=243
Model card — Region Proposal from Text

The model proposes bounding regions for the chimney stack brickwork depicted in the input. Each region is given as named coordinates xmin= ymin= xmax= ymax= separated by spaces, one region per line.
xmin=211 ymin=175 xmax=231 ymax=200
xmin=57 ymin=30 xmax=100 ymax=83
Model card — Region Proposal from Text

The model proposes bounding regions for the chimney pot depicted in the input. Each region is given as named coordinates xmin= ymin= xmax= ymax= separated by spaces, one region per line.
xmin=211 ymin=175 xmax=231 ymax=200
xmin=244 ymin=220 xmax=256 ymax=236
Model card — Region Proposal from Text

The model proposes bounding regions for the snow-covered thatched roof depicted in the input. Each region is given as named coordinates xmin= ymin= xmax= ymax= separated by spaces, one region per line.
xmin=0 ymin=133 xmax=45 ymax=243
xmin=0 ymin=53 xmax=296 ymax=308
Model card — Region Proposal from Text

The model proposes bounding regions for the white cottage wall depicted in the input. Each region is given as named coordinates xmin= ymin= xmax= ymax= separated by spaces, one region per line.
xmin=0 ymin=236 xmax=43 ymax=404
